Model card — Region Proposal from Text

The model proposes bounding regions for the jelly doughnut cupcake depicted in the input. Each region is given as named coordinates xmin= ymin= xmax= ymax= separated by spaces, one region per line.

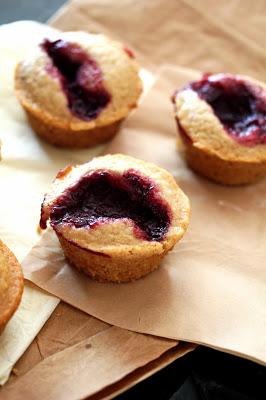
xmin=15 ymin=31 xmax=142 ymax=148
xmin=40 ymin=154 xmax=190 ymax=283
xmin=172 ymin=73 xmax=266 ymax=185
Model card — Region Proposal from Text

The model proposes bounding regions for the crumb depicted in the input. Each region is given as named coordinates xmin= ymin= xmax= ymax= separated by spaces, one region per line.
xmin=12 ymin=367 xmax=19 ymax=376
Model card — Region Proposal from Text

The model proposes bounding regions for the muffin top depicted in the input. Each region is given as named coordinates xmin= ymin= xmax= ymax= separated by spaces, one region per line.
xmin=173 ymin=73 xmax=266 ymax=163
xmin=0 ymin=240 xmax=24 ymax=331
xmin=41 ymin=154 xmax=190 ymax=257
xmin=15 ymin=31 xmax=142 ymax=130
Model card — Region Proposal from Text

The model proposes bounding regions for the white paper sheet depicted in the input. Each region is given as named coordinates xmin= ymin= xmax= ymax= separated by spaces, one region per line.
xmin=0 ymin=285 xmax=59 ymax=385
xmin=0 ymin=21 xmax=63 ymax=385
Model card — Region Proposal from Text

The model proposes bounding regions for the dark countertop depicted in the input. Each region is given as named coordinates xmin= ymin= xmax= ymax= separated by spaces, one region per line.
xmin=1 ymin=2 xmax=265 ymax=399
xmin=0 ymin=0 xmax=65 ymax=25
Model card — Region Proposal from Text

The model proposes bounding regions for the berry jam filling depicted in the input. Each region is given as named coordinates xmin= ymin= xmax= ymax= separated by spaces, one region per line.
xmin=42 ymin=39 xmax=111 ymax=120
xmin=189 ymin=74 xmax=266 ymax=146
xmin=48 ymin=169 xmax=171 ymax=242
xmin=123 ymin=46 xmax=135 ymax=58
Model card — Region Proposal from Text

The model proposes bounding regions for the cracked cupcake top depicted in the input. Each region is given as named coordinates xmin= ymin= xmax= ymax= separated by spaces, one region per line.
xmin=41 ymin=154 xmax=190 ymax=256
xmin=173 ymin=73 xmax=266 ymax=162
xmin=15 ymin=31 xmax=142 ymax=130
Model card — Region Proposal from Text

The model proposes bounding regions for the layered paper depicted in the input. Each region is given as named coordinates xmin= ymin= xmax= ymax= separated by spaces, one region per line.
xmin=22 ymin=66 xmax=266 ymax=365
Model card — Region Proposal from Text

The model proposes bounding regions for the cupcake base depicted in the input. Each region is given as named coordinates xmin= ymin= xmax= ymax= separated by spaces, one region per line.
xmin=179 ymin=139 xmax=266 ymax=185
xmin=25 ymin=109 xmax=123 ymax=148
xmin=58 ymin=235 xmax=166 ymax=283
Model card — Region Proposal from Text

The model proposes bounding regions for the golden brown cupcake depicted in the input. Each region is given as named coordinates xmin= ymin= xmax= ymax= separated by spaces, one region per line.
xmin=40 ymin=154 xmax=190 ymax=283
xmin=0 ymin=240 xmax=24 ymax=332
xmin=172 ymin=73 xmax=266 ymax=185
xmin=15 ymin=31 xmax=142 ymax=148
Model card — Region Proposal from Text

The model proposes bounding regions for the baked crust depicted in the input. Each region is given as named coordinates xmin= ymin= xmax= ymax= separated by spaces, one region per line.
xmin=0 ymin=240 xmax=24 ymax=332
xmin=173 ymin=74 xmax=266 ymax=185
xmin=177 ymin=137 xmax=266 ymax=185
xmin=25 ymin=109 xmax=123 ymax=148
xmin=41 ymin=154 xmax=190 ymax=282
xmin=57 ymin=234 xmax=169 ymax=282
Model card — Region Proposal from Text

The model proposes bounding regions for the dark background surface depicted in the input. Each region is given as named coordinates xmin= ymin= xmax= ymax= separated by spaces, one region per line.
xmin=0 ymin=0 xmax=65 ymax=25
xmin=1 ymin=1 xmax=265 ymax=399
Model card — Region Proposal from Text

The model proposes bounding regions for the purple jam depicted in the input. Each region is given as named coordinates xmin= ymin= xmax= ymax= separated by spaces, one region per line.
xmin=48 ymin=169 xmax=171 ymax=242
xmin=123 ymin=46 xmax=135 ymax=59
xmin=189 ymin=74 xmax=266 ymax=146
xmin=41 ymin=39 xmax=111 ymax=120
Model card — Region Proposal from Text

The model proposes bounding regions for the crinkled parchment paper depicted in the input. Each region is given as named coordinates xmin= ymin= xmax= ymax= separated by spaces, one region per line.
xmin=23 ymin=66 xmax=266 ymax=365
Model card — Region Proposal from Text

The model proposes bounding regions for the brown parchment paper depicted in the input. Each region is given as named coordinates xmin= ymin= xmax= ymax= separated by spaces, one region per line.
xmin=23 ymin=65 xmax=266 ymax=365
xmin=50 ymin=0 xmax=266 ymax=81
xmin=2 ymin=300 xmax=194 ymax=400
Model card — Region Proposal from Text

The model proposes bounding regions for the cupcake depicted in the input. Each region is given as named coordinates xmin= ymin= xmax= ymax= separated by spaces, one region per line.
xmin=0 ymin=240 xmax=24 ymax=332
xmin=172 ymin=73 xmax=266 ymax=185
xmin=15 ymin=31 xmax=142 ymax=148
xmin=40 ymin=154 xmax=190 ymax=283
